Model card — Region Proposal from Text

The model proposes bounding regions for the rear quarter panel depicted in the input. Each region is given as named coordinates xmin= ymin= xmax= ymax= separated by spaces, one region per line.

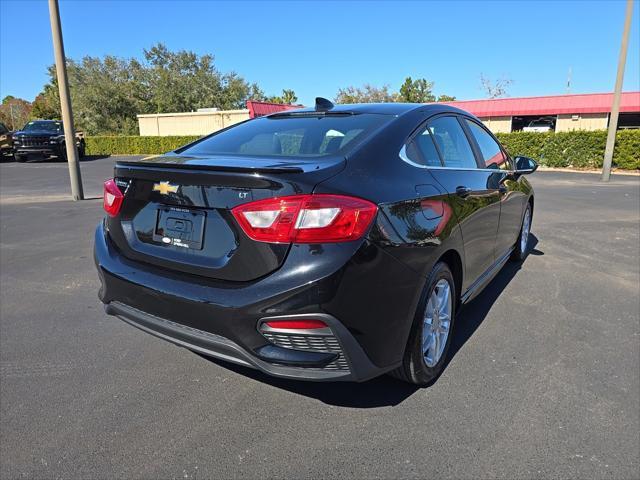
xmin=312 ymin=109 xmax=466 ymax=367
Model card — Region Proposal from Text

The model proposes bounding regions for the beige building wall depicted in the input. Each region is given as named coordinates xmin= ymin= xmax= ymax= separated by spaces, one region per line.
xmin=138 ymin=110 xmax=250 ymax=136
xmin=479 ymin=116 xmax=513 ymax=133
xmin=555 ymin=113 xmax=609 ymax=132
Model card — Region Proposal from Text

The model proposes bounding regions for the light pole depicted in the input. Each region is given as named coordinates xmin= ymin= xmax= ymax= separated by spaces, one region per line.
xmin=48 ymin=0 xmax=84 ymax=200
xmin=602 ymin=0 xmax=634 ymax=182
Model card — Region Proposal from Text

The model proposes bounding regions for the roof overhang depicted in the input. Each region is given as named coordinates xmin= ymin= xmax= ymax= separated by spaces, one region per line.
xmin=441 ymin=92 xmax=640 ymax=118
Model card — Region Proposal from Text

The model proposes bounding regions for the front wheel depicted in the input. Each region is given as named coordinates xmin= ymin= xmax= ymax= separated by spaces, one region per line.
xmin=390 ymin=261 xmax=456 ymax=385
xmin=511 ymin=203 xmax=532 ymax=262
xmin=15 ymin=154 xmax=27 ymax=163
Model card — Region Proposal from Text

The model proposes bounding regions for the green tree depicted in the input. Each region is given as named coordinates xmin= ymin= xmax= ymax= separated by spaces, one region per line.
xmin=30 ymin=43 xmax=270 ymax=135
xmin=398 ymin=77 xmax=435 ymax=103
xmin=247 ymin=84 xmax=267 ymax=102
xmin=281 ymin=89 xmax=297 ymax=104
xmin=31 ymin=87 xmax=60 ymax=120
xmin=142 ymin=43 xmax=253 ymax=113
xmin=334 ymin=84 xmax=398 ymax=103
xmin=0 ymin=96 xmax=32 ymax=130
xmin=266 ymin=89 xmax=298 ymax=104
xmin=437 ymin=94 xmax=457 ymax=102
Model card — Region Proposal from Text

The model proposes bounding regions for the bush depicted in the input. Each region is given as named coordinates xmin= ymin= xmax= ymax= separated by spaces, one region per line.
xmin=85 ymin=130 xmax=640 ymax=170
xmin=495 ymin=130 xmax=639 ymax=170
xmin=85 ymin=136 xmax=201 ymax=156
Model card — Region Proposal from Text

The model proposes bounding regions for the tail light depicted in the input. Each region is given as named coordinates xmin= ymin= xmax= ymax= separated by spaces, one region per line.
xmin=231 ymin=194 xmax=377 ymax=243
xmin=103 ymin=178 xmax=124 ymax=217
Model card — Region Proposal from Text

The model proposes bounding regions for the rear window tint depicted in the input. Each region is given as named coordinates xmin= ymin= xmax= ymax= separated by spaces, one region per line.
xmin=180 ymin=114 xmax=391 ymax=158
xmin=403 ymin=128 xmax=443 ymax=167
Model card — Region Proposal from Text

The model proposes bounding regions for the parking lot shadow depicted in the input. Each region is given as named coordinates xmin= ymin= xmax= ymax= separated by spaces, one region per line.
xmin=11 ymin=154 xmax=113 ymax=163
xmin=81 ymin=154 xmax=112 ymax=162
xmin=198 ymin=235 xmax=541 ymax=408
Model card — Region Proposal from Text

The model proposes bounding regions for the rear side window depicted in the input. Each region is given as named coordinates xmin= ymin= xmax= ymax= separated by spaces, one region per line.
xmin=180 ymin=114 xmax=391 ymax=158
xmin=465 ymin=120 xmax=509 ymax=169
xmin=427 ymin=116 xmax=477 ymax=169
xmin=403 ymin=129 xmax=442 ymax=167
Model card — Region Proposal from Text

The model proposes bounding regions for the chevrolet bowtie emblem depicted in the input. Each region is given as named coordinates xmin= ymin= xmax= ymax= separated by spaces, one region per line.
xmin=153 ymin=181 xmax=179 ymax=195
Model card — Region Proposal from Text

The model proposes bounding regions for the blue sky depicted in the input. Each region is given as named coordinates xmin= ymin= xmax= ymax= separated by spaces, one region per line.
xmin=1 ymin=0 xmax=639 ymax=105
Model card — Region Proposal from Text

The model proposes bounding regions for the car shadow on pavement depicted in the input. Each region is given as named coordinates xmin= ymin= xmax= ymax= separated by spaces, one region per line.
xmin=446 ymin=234 xmax=542 ymax=367
xmin=199 ymin=234 xmax=542 ymax=408
xmin=198 ymin=355 xmax=420 ymax=408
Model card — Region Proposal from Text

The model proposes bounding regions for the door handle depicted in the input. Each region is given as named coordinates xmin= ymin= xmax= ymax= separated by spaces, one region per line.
xmin=455 ymin=186 xmax=472 ymax=197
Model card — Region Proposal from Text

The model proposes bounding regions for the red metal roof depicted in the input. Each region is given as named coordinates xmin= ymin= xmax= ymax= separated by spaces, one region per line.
xmin=442 ymin=92 xmax=640 ymax=117
xmin=246 ymin=101 xmax=304 ymax=118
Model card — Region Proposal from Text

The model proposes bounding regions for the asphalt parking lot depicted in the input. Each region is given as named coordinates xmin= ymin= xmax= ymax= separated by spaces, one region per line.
xmin=1 ymin=156 xmax=638 ymax=479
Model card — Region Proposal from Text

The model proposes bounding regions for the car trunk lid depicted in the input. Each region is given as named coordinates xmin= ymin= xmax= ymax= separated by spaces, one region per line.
xmin=105 ymin=154 xmax=345 ymax=282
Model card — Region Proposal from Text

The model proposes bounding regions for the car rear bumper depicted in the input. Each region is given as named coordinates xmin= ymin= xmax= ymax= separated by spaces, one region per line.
xmin=94 ymin=222 xmax=393 ymax=382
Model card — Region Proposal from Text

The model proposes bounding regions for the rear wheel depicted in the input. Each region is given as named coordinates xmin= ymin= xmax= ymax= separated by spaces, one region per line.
xmin=511 ymin=203 xmax=531 ymax=262
xmin=390 ymin=261 xmax=456 ymax=385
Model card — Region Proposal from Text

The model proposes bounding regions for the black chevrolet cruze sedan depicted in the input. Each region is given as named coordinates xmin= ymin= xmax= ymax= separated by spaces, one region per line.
xmin=94 ymin=99 xmax=537 ymax=385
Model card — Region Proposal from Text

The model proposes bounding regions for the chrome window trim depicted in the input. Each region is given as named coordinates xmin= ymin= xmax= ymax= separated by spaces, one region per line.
xmin=399 ymin=146 xmax=514 ymax=173
xmin=398 ymin=144 xmax=429 ymax=169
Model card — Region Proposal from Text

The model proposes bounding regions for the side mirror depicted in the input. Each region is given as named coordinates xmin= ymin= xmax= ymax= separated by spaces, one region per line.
xmin=514 ymin=156 xmax=538 ymax=174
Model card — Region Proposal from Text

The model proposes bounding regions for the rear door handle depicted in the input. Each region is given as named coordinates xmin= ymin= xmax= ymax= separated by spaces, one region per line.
xmin=455 ymin=186 xmax=472 ymax=197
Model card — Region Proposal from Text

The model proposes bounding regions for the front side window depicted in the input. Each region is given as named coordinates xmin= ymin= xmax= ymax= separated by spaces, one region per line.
xmin=427 ymin=116 xmax=477 ymax=169
xmin=465 ymin=120 xmax=509 ymax=169
xmin=179 ymin=113 xmax=392 ymax=158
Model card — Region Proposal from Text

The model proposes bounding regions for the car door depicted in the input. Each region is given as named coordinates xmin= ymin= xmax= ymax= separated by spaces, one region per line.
xmin=419 ymin=115 xmax=502 ymax=291
xmin=463 ymin=118 xmax=526 ymax=257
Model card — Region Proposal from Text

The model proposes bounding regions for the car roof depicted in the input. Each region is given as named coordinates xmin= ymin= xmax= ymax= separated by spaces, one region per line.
xmin=277 ymin=102 xmax=471 ymax=117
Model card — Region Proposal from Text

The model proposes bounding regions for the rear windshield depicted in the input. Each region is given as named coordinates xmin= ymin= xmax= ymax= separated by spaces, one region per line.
xmin=178 ymin=113 xmax=391 ymax=158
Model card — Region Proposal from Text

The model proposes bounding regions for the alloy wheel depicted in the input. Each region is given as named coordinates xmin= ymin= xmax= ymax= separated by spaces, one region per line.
xmin=422 ymin=278 xmax=452 ymax=367
xmin=521 ymin=207 xmax=531 ymax=254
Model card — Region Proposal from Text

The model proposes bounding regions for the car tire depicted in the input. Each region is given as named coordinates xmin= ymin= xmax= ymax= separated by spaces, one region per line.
xmin=78 ymin=142 xmax=86 ymax=158
xmin=389 ymin=261 xmax=457 ymax=386
xmin=511 ymin=203 xmax=532 ymax=262
xmin=15 ymin=154 xmax=27 ymax=163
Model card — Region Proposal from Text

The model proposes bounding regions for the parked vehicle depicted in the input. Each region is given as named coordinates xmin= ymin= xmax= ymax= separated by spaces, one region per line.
xmin=522 ymin=117 xmax=555 ymax=132
xmin=94 ymin=98 xmax=537 ymax=385
xmin=0 ymin=122 xmax=13 ymax=158
xmin=12 ymin=120 xmax=85 ymax=162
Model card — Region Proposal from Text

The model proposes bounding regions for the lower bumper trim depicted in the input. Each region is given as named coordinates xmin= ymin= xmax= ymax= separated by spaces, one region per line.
xmin=105 ymin=301 xmax=358 ymax=381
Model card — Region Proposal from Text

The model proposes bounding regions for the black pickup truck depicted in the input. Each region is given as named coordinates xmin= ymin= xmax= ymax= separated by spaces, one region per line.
xmin=12 ymin=120 xmax=85 ymax=162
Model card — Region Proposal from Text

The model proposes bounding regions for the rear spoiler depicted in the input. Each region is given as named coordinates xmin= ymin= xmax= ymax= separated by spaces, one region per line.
xmin=116 ymin=153 xmax=308 ymax=173
xmin=116 ymin=160 xmax=304 ymax=174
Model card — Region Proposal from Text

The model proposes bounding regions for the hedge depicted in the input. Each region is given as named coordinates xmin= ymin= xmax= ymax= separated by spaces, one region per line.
xmin=86 ymin=130 xmax=640 ymax=170
xmin=85 ymin=135 xmax=200 ymax=156
xmin=496 ymin=130 xmax=639 ymax=170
